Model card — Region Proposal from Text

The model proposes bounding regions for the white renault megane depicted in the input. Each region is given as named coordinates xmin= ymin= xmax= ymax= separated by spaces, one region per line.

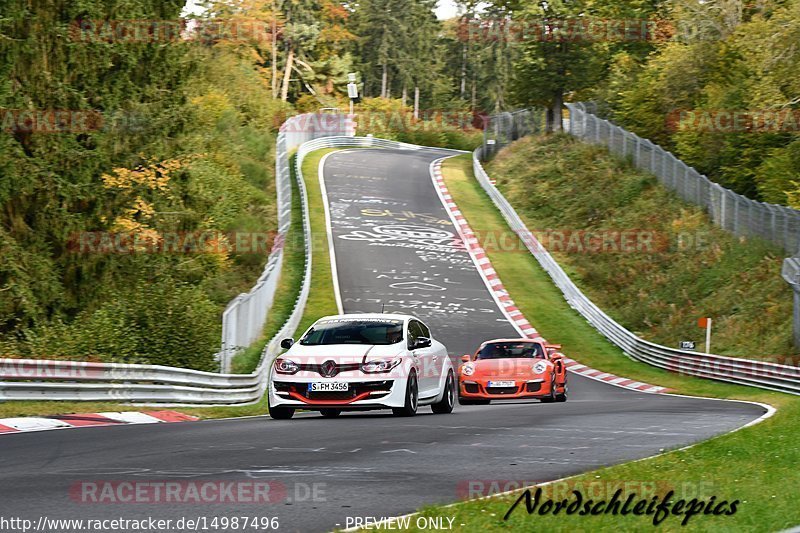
xmin=268 ymin=314 xmax=455 ymax=419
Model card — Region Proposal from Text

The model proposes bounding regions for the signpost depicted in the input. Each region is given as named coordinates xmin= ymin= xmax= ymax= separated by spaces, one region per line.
xmin=679 ymin=340 xmax=696 ymax=351
xmin=697 ymin=317 xmax=712 ymax=353
xmin=347 ymin=73 xmax=359 ymax=115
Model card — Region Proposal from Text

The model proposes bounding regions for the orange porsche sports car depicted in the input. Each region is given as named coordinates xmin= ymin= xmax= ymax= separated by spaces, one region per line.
xmin=458 ymin=338 xmax=568 ymax=404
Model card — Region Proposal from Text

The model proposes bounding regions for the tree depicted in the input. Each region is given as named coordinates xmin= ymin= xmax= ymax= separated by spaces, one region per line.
xmin=511 ymin=0 xmax=607 ymax=131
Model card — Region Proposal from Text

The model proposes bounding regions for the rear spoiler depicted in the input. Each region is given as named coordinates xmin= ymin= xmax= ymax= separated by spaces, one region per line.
xmin=545 ymin=343 xmax=562 ymax=353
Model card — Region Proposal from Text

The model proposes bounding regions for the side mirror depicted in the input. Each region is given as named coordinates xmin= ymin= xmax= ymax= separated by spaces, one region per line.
xmin=461 ymin=354 xmax=471 ymax=363
xmin=414 ymin=337 xmax=432 ymax=349
xmin=545 ymin=343 xmax=562 ymax=355
xmin=550 ymin=352 xmax=563 ymax=360
xmin=280 ymin=338 xmax=294 ymax=350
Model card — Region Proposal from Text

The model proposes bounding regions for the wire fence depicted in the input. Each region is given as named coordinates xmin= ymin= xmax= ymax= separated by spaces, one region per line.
xmin=566 ymin=102 xmax=800 ymax=256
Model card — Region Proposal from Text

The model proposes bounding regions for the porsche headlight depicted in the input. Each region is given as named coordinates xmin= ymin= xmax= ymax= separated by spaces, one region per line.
xmin=532 ymin=361 xmax=548 ymax=375
xmin=275 ymin=358 xmax=299 ymax=374
xmin=462 ymin=363 xmax=475 ymax=376
xmin=361 ymin=358 xmax=401 ymax=374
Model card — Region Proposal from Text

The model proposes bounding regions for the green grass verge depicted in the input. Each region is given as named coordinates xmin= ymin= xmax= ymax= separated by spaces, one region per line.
xmin=294 ymin=148 xmax=341 ymax=336
xmin=393 ymin=154 xmax=800 ymax=532
xmin=0 ymin=401 xmax=268 ymax=420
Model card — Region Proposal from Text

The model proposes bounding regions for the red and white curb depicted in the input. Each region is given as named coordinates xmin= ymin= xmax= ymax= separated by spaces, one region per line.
xmin=430 ymin=158 xmax=671 ymax=395
xmin=0 ymin=410 xmax=198 ymax=435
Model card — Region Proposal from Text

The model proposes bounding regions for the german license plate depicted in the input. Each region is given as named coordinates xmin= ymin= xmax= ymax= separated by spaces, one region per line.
xmin=488 ymin=380 xmax=515 ymax=388
xmin=309 ymin=382 xmax=349 ymax=392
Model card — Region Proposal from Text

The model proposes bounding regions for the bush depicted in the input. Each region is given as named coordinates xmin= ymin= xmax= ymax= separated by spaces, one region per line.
xmin=76 ymin=279 xmax=221 ymax=370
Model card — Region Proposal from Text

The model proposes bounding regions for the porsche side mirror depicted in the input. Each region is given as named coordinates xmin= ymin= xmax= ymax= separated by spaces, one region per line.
xmin=461 ymin=354 xmax=471 ymax=363
xmin=280 ymin=338 xmax=294 ymax=350
xmin=545 ymin=343 xmax=562 ymax=354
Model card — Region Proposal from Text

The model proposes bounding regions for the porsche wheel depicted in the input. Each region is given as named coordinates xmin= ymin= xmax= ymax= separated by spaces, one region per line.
xmin=431 ymin=371 xmax=455 ymax=414
xmin=320 ymin=409 xmax=342 ymax=418
xmin=540 ymin=375 xmax=557 ymax=403
xmin=392 ymin=371 xmax=418 ymax=417
xmin=556 ymin=382 xmax=568 ymax=403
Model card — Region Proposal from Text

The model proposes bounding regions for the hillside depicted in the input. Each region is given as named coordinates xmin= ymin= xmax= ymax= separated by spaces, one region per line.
xmin=486 ymin=134 xmax=794 ymax=361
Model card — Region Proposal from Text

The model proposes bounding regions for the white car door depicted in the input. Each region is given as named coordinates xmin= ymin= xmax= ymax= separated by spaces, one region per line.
xmin=408 ymin=319 xmax=439 ymax=396
xmin=420 ymin=321 xmax=447 ymax=391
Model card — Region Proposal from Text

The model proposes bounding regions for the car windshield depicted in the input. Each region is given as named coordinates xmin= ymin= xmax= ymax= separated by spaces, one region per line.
xmin=476 ymin=342 xmax=544 ymax=360
xmin=299 ymin=319 xmax=404 ymax=346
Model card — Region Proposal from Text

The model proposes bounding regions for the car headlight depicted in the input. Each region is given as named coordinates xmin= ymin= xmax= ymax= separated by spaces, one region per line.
xmin=361 ymin=358 xmax=401 ymax=374
xmin=274 ymin=358 xmax=299 ymax=374
xmin=462 ymin=363 xmax=475 ymax=376
xmin=532 ymin=361 xmax=548 ymax=374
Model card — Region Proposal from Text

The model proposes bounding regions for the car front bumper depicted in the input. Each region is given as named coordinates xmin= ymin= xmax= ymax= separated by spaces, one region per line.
xmin=458 ymin=377 xmax=555 ymax=399
xmin=269 ymin=376 xmax=409 ymax=409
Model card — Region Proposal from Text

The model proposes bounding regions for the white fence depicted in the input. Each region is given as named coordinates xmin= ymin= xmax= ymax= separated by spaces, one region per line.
xmin=472 ymin=144 xmax=800 ymax=395
xmin=0 ymin=134 xmax=428 ymax=405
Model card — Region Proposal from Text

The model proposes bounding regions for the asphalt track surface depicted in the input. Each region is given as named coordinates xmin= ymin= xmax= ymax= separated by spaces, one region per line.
xmin=0 ymin=147 xmax=766 ymax=533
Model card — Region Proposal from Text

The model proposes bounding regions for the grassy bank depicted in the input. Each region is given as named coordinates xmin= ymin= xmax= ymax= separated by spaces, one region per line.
xmin=295 ymin=148 xmax=343 ymax=334
xmin=486 ymin=134 xmax=793 ymax=361
xmin=393 ymin=154 xmax=799 ymax=532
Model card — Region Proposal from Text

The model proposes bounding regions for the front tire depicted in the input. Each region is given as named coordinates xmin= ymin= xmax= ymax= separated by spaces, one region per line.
xmin=555 ymin=382 xmax=568 ymax=402
xmin=320 ymin=409 xmax=342 ymax=418
xmin=269 ymin=405 xmax=295 ymax=419
xmin=540 ymin=375 xmax=557 ymax=403
xmin=392 ymin=371 xmax=418 ymax=417
xmin=431 ymin=371 xmax=455 ymax=414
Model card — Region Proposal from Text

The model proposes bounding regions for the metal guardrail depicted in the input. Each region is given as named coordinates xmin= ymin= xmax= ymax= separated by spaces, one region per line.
xmin=0 ymin=133 xmax=428 ymax=404
xmin=472 ymin=145 xmax=800 ymax=395
xmin=218 ymin=113 xmax=355 ymax=371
